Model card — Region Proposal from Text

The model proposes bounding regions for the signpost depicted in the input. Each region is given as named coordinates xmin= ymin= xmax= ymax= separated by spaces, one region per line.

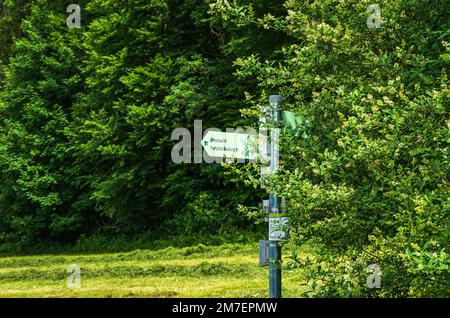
xmin=201 ymin=131 xmax=259 ymax=160
xmin=200 ymin=95 xmax=287 ymax=298
xmin=260 ymin=95 xmax=288 ymax=298
xmin=267 ymin=95 xmax=283 ymax=298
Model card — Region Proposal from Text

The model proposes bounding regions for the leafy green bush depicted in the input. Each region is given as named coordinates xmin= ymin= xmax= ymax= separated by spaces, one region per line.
xmin=214 ymin=0 xmax=449 ymax=297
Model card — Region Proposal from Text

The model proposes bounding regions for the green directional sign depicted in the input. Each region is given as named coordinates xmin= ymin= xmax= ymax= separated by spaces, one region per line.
xmin=201 ymin=131 xmax=259 ymax=160
xmin=282 ymin=110 xmax=310 ymax=138
xmin=282 ymin=111 xmax=299 ymax=131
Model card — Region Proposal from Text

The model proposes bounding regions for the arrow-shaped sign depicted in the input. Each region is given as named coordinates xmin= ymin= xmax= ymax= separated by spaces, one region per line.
xmin=201 ymin=131 xmax=260 ymax=160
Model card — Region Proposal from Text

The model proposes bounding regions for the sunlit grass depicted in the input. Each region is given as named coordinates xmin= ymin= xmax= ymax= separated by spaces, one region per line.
xmin=0 ymin=243 xmax=309 ymax=298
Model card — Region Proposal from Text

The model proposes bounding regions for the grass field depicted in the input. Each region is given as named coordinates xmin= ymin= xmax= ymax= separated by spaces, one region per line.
xmin=0 ymin=243 xmax=309 ymax=298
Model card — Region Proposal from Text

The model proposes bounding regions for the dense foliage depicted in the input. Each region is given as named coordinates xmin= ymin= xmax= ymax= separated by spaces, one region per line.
xmin=0 ymin=0 xmax=272 ymax=243
xmin=217 ymin=0 xmax=449 ymax=297
xmin=0 ymin=0 xmax=448 ymax=297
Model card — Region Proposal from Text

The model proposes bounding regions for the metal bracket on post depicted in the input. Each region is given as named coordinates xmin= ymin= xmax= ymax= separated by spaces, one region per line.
xmin=263 ymin=199 xmax=270 ymax=222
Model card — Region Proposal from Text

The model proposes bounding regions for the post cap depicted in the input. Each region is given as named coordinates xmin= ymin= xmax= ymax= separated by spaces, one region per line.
xmin=269 ymin=95 xmax=282 ymax=104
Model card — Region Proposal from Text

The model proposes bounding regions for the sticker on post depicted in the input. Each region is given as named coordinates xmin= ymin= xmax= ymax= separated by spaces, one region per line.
xmin=269 ymin=217 xmax=289 ymax=241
